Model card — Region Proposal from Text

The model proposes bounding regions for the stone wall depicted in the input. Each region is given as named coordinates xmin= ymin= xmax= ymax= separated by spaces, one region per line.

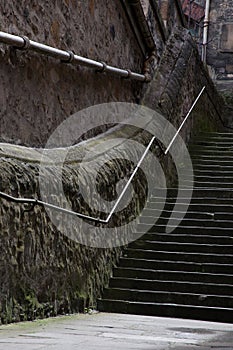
xmin=0 ymin=0 xmax=144 ymax=146
xmin=0 ymin=0 xmax=189 ymax=148
xmin=158 ymin=0 xmax=186 ymax=34
xmin=0 ymin=117 xmax=163 ymax=323
xmin=0 ymin=25 xmax=226 ymax=324
xmin=0 ymin=1 xmax=227 ymax=325
xmin=208 ymin=0 xmax=233 ymax=79
xmin=207 ymin=0 xmax=233 ymax=127
xmin=143 ymin=27 xmax=225 ymax=141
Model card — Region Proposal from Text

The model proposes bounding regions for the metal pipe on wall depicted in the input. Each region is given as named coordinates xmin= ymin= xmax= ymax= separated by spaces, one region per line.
xmin=0 ymin=31 xmax=148 ymax=82
xmin=202 ymin=0 xmax=211 ymax=63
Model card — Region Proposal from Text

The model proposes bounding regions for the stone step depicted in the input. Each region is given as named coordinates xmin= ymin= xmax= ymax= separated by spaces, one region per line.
xmin=192 ymin=159 xmax=233 ymax=166
xmin=181 ymin=174 xmax=233 ymax=182
xmin=191 ymin=152 xmax=233 ymax=158
xmin=141 ymin=227 xmax=233 ymax=237
xmin=138 ymin=223 xmax=233 ymax=234
xmin=185 ymin=182 xmax=233 ymax=188
xmin=152 ymin=188 xmax=233 ymax=199
xmin=141 ymin=232 xmax=233 ymax=244
xmin=195 ymin=133 xmax=233 ymax=139
xmin=119 ymin=258 xmax=233 ymax=274
xmin=190 ymin=143 xmax=233 ymax=149
xmin=146 ymin=197 xmax=233 ymax=213
xmin=184 ymin=179 xmax=233 ymax=185
xmin=109 ymin=277 xmax=233 ymax=296
xmin=192 ymin=141 xmax=233 ymax=147
xmin=183 ymin=169 xmax=233 ymax=176
xmin=113 ymin=267 xmax=233 ymax=284
xmin=149 ymin=196 xmax=233 ymax=206
xmin=142 ymin=208 xmax=217 ymax=220
xmin=142 ymin=209 xmax=233 ymax=221
xmin=98 ymin=132 xmax=233 ymax=323
xmin=97 ymin=299 xmax=233 ymax=323
xmin=101 ymin=288 xmax=233 ymax=308
xmin=190 ymin=145 xmax=233 ymax=152
xmin=139 ymin=217 xmax=233 ymax=228
xmin=125 ymin=249 xmax=233 ymax=264
xmin=129 ymin=240 xmax=233 ymax=254
xmin=192 ymin=165 xmax=233 ymax=172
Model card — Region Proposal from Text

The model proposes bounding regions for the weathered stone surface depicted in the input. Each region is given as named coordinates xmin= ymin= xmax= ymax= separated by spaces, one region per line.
xmin=208 ymin=0 xmax=233 ymax=79
xmin=143 ymin=27 xmax=225 ymax=143
xmin=0 ymin=121 xmax=160 ymax=324
xmin=0 ymin=0 xmax=144 ymax=146
xmin=0 ymin=2 xmax=227 ymax=325
xmin=0 ymin=313 xmax=233 ymax=350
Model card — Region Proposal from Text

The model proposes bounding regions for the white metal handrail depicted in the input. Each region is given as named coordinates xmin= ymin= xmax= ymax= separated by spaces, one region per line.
xmin=165 ymin=86 xmax=206 ymax=155
xmin=0 ymin=31 xmax=147 ymax=82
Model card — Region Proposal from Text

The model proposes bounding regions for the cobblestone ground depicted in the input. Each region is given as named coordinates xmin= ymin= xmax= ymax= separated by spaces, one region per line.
xmin=0 ymin=313 xmax=232 ymax=350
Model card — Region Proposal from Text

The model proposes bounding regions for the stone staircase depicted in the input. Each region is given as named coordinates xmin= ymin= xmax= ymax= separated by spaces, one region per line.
xmin=97 ymin=132 xmax=233 ymax=323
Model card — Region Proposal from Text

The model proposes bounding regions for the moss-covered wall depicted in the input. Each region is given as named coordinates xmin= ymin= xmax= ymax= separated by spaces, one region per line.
xmin=0 ymin=121 xmax=161 ymax=323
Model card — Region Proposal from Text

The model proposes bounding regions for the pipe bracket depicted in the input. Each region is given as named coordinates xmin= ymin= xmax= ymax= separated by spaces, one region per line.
xmin=61 ymin=50 xmax=75 ymax=63
xmin=17 ymin=36 xmax=31 ymax=51
xmin=122 ymin=69 xmax=132 ymax=79
xmin=96 ymin=61 xmax=107 ymax=73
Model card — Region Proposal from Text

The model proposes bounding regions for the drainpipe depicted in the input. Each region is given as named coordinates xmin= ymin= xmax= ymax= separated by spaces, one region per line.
xmin=202 ymin=0 xmax=211 ymax=63
xmin=120 ymin=0 xmax=156 ymax=56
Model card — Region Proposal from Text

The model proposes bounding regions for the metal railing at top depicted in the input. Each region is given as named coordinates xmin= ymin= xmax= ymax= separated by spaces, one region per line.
xmin=0 ymin=31 xmax=147 ymax=82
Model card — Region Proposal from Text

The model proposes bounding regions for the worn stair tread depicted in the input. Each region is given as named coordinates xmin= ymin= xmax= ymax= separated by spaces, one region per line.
xmin=126 ymin=248 xmax=233 ymax=256
xmin=139 ymin=217 xmax=233 ymax=225
xmin=120 ymin=257 xmax=233 ymax=267
xmin=145 ymin=224 xmax=233 ymax=231
xmin=103 ymin=288 xmax=233 ymax=298
xmin=192 ymin=160 xmax=233 ymax=164
xmin=131 ymin=240 xmax=233 ymax=253
xmin=125 ymin=248 xmax=233 ymax=264
xmin=101 ymin=290 xmax=233 ymax=308
xmin=192 ymin=142 xmax=233 ymax=146
xmin=132 ymin=240 xmax=233 ymax=248
xmin=109 ymin=277 xmax=233 ymax=289
xmin=109 ymin=277 xmax=233 ymax=296
xmin=98 ymin=299 xmax=233 ymax=311
xmin=139 ymin=224 xmax=233 ymax=233
xmin=185 ymin=182 xmax=233 ymax=187
xmin=149 ymin=196 xmax=233 ymax=202
xmin=120 ymin=258 xmax=233 ymax=273
xmin=98 ymin=132 xmax=233 ymax=322
xmin=142 ymin=209 xmax=221 ymax=219
xmin=147 ymin=201 xmax=233 ymax=209
xmin=113 ymin=269 xmax=233 ymax=284
xmin=141 ymin=233 xmax=233 ymax=240
xmin=192 ymin=164 xmax=233 ymax=169
xmin=114 ymin=267 xmax=233 ymax=279
xmin=190 ymin=145 xmax=233 ymax=149
xmin=97 ymin=299 xmax=233 ymax=322
xmin=185 ymin=169 xmax=233 ymax=174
